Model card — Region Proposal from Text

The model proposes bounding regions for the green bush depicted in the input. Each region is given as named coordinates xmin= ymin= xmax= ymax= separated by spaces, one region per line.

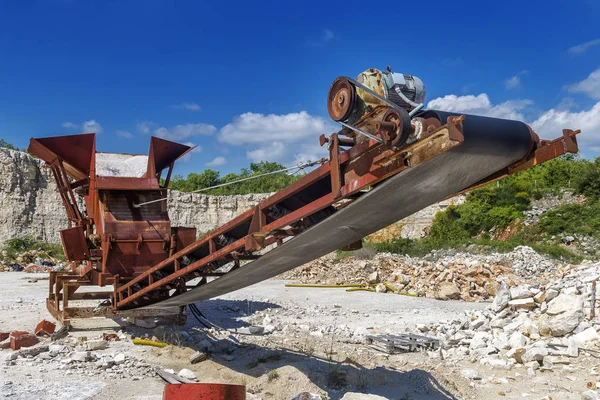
xmin=168 ymin=161 xmax=302 ymax=195
xmin=3 ymin=236 xmax=65 ymax=261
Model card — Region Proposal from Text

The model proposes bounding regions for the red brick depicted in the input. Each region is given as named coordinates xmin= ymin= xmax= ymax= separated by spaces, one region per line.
xmin=34 ymin=320 xmax=56 ymax=336
xmin=10 ymin=331 xmax=38 ymax=350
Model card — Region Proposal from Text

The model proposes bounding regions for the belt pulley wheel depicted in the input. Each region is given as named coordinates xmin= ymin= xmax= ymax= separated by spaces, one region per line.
xmin=328 ymin=77 xmax=356 ymax=122
xmin=382 ymin=107 xmax=411 ymax=149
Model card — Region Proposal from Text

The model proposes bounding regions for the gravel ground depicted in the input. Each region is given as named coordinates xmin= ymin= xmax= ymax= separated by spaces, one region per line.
xmin=0 ymin=271 xmax=594 ymax=399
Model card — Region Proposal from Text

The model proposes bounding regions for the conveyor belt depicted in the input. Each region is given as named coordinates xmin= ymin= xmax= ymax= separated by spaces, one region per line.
xmin=146 ymin=111 xmax=533 ymax=308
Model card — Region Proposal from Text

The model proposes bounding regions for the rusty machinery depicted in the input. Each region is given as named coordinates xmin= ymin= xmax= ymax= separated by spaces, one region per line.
xmin=29 ymin=67 xmax=580 ymax=325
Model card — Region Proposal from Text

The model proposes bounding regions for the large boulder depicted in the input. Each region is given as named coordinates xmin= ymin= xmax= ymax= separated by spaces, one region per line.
xmin=546 ymin=294 xmax=584 ymax=337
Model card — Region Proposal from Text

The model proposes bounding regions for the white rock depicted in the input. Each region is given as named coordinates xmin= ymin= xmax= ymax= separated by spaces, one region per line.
xmin=521 ymin=347 xmax=548 ymax=364
xmin=367 ymin=271 xmax=379 ymax=284
xmin=462 ymin=369 xmax=481 ymax=380
xmin=509 ymin=298 xmax=536 ymax=310
xmin=582 ymin=390 xmax=600 ymax=400
xmin=178 ymin=368 xmax=197 ymax=380
xmin=545 ymin=288 xmax=559 ymax=302
xmin=340 ymin=393 xmax=388 ymax=400
xmin=470 ymin=332 xmax=489 ymax=350
xmin=546 ymin=294 xmax=584 ymax=336
xmin=493 ymin=281 xmax=511 ymax=312
xmin=113 ymin=353 xmax=126 ymax=364
xmin=573 ymin=327 xmax=600 ymax=345
xmin=510 ymin=285 xmax=532 ymax=300
xmin=567 ymin=337 xmax=579 ymax=357
xmin=71 ymin=351 xmax=89 ymax=362
xmin=508 ymin=332 xmax=527 ymax=350
xmin=375 ymin=283 xmax=387 ymax=293
xmin=85 ymin=340 xmax=107 ymax=351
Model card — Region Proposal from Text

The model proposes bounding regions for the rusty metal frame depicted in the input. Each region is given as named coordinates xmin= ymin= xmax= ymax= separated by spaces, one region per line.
xmin=114 ymin=120 xmax=466 ymax=309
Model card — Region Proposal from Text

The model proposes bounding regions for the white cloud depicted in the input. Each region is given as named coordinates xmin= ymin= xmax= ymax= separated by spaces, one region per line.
xmin=427 ymin=93 xmax=533 ymax=121
xmin=116 ymin=130 xmax=133 ymax=138
xmin=219 ymin=111 xmax=332 ymax=145
xmin=206 ymin=156 xmax=226 ymax=167
xmin=180 ymin=141 xmax=202 ymax=162
xmin=218 ymin=111 xmax=332 ymax=165
xmin=61 ymin=121 xmax=78 ymax=129
xmin=82 ymin=120 xmax=102 ymax=133
xmin=505 ymin=70 xmax=529 ymax=90
xmin=61 ymin=120 xmax=103 ymax=133
xmin=566 ymin=68 xmax=600 ymax=99
xmin=531 ymin=102 xmax=600 ymax=154
xmin=136 ymin=121 xmax=156 ymax=134
xmin=323 ymin=29 xmax=334 ymax=42
xmin=170 ymin=102 xmax=201 ymax=111
xmin=568 ymin=38 xmax=600 ymax=55
xmin=247 ymin=142 xmax=287 ymax=163
xmin=154 ymin=123 xmax=217 ymax=141
xmin=219 ymin=111 xmax=334 ymax=163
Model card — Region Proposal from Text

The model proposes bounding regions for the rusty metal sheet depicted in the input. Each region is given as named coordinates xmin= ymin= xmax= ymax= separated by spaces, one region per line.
xmin=60 ymin=226 xmax=89 ymax=261
xmin=28 ymin=133 xmax=95 ymax=181
xmin=145 ymin=136 xmax=195 ymax=178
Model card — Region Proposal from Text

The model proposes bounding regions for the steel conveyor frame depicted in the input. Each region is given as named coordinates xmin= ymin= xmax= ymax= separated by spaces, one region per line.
xmin=113 ymin=111 xmax=579 ymax=310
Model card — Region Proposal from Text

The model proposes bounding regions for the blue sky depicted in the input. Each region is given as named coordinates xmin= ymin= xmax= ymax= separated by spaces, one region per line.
xmin=1 ymin=0 xmax=599 ymax=177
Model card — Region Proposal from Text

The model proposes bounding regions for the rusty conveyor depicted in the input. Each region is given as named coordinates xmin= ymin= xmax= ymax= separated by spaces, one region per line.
xmin=146 ymin=111 xmax=575 ymax=308
xmin=28 ymin=67 xmax=581 ymax=322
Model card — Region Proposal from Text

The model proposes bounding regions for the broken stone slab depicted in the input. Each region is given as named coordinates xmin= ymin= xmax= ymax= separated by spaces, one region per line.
xmin=86 ymin=340 xmax=108 ymax=351
xmin=573 ymin=327 xmax=600 ymax=346
xmin=18 ymin=345 xmax=49 ymax=357
xmin=521 ymin=347 xmax=548 ymax=364
xmin=71 ymin=351 xmax=90 ymax=362
xmin=508 ymin=298 xmax=536 ymax=310
xmin=510 ymin=285 xmax=533 ymax=300
xmin=189 ymin=351 xmax=208 ymax=364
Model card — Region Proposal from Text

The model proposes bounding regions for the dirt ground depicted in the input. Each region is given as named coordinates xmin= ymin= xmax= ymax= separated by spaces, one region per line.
xmin=0 ymin=272 xmax=596 ymax=399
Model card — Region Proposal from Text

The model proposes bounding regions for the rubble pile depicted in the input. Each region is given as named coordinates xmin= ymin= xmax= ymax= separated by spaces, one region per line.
xmin=425 ymin=262 xmax=600 ymax=375
xmin=0 ymin=249 xmax=65 ymax=272
xmin=2 ymin=330 xmax=157 ymax=381
xmin=279 ymin=246 xmax=562 ymax=301
xmin=523 ymin=191 xmax=586 ymax=226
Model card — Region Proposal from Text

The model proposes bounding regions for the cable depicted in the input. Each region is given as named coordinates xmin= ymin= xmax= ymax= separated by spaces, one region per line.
xmin=133 ymin=159 xmax=324 ymax=208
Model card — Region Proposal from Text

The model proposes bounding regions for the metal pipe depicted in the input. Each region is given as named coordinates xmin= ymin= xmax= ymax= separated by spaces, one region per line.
xmin=339 ymin=121 xmax=384 ymax=144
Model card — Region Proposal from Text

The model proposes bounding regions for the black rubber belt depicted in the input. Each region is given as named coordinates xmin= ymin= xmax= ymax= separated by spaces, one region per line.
xmin=144 ymin=111 xmax=533 ymax=309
